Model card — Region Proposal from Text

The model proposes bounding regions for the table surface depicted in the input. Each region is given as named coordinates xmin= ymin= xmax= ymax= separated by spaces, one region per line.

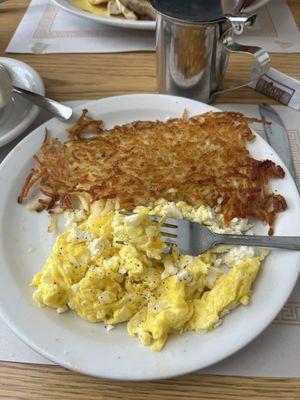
xmin=0 ymin=1 xmax=300 ymax=399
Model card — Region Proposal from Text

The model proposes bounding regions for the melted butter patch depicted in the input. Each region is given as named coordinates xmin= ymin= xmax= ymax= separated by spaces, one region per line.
xmin=70 ymin=0 xmax=111 ymax=17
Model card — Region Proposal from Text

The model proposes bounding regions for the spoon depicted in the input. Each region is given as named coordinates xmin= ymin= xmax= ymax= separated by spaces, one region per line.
xmin=0 ymin=64 xmax=73 ymax=121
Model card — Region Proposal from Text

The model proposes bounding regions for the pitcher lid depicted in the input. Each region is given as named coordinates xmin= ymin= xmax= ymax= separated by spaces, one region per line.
xmin=149 ymin=0 xmax=245 ymax=23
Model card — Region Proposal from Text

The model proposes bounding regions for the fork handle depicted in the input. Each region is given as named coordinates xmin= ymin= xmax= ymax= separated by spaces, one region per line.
xmin=215 ymin=234 xmax=300 ymax=251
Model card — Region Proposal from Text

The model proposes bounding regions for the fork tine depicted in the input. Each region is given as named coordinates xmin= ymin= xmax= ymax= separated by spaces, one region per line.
xmin=118 ymin=210 xmax=178 ymax=226
xmin=160 ymin=226 xmax=178 ymax=236
xmin=118 ymin=210 xmax=134 ymax=216
xmin=162 ymin=238 xmax=177 ymax=246
xmin=147 ymin=214 xmax=162 ymax=223
xmin=118 ymin=211 xmax=181 ymax=249
xmin=119 ymin=210 xmax=161 ymax=222
xmin=149 ymin=215 xmax=178 ymax=227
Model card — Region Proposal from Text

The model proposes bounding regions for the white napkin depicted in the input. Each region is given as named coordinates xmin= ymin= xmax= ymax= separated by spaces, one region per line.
xmin=6 ymin=0 xmax=300 ymax=54
xmin=0 ymin=100 xmax=299 ymax=377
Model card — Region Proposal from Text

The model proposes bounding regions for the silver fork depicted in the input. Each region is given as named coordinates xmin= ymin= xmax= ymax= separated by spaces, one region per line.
xmin=119 ymin=211 xmax=300 ymax=256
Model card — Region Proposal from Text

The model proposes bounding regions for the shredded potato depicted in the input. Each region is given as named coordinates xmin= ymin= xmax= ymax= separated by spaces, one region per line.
xmin=18 ymin=110 xmax=287 ymax=234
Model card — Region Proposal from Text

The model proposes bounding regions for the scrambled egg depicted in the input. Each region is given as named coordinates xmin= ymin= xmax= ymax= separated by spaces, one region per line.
xmin=31 ymin=199 xmax=268 ymax=351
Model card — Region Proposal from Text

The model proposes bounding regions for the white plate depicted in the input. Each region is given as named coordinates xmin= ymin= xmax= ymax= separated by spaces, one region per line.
xmin=51 ymin=0 xmax=270 ymax=31
xmin=51 ymin=0 xmax=156 ymax=30
xmin=0 ymin=58 xmax=45 ymax=148
xmin=0 ymin=94 xmax=299 ymax=381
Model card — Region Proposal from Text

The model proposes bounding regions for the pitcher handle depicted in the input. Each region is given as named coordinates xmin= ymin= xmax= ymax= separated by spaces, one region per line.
xmin=211 ymin=35 xmax=270 ymax=98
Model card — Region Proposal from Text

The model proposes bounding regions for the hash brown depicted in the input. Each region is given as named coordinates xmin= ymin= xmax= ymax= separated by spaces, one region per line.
xmin=18 ymin=110 xmax=287 ymax=234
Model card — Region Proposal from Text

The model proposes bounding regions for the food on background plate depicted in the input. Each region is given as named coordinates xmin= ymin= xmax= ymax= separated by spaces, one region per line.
xmin=71 ymin=0 xmax=156 ymax=20
xmin=19 ymin=110 xmax=287 ymax=351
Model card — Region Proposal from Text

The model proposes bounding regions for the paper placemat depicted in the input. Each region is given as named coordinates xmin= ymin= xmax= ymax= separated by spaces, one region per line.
xmin=6 ymin=0 xmax=300 ymax=54
xmin=236 ymin=0 xmax=300 ymax=53
xmin=0 ymin=100 xmax=299 ymax=377
xmin=5 ymin=0 xmax=155 ymax=54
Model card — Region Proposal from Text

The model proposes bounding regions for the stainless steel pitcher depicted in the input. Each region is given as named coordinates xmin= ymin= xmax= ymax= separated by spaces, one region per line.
xmin=150 ymin=1 xmax=270 ymax=103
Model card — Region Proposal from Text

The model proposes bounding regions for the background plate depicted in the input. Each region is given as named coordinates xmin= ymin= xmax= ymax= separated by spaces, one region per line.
xmin=51 ymin=0 xmax=271 ymax=31
xmin=51 ymin=0 xmax=156 ymax=30
xmin=0 ymin=57 xmax=45 ymax=147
